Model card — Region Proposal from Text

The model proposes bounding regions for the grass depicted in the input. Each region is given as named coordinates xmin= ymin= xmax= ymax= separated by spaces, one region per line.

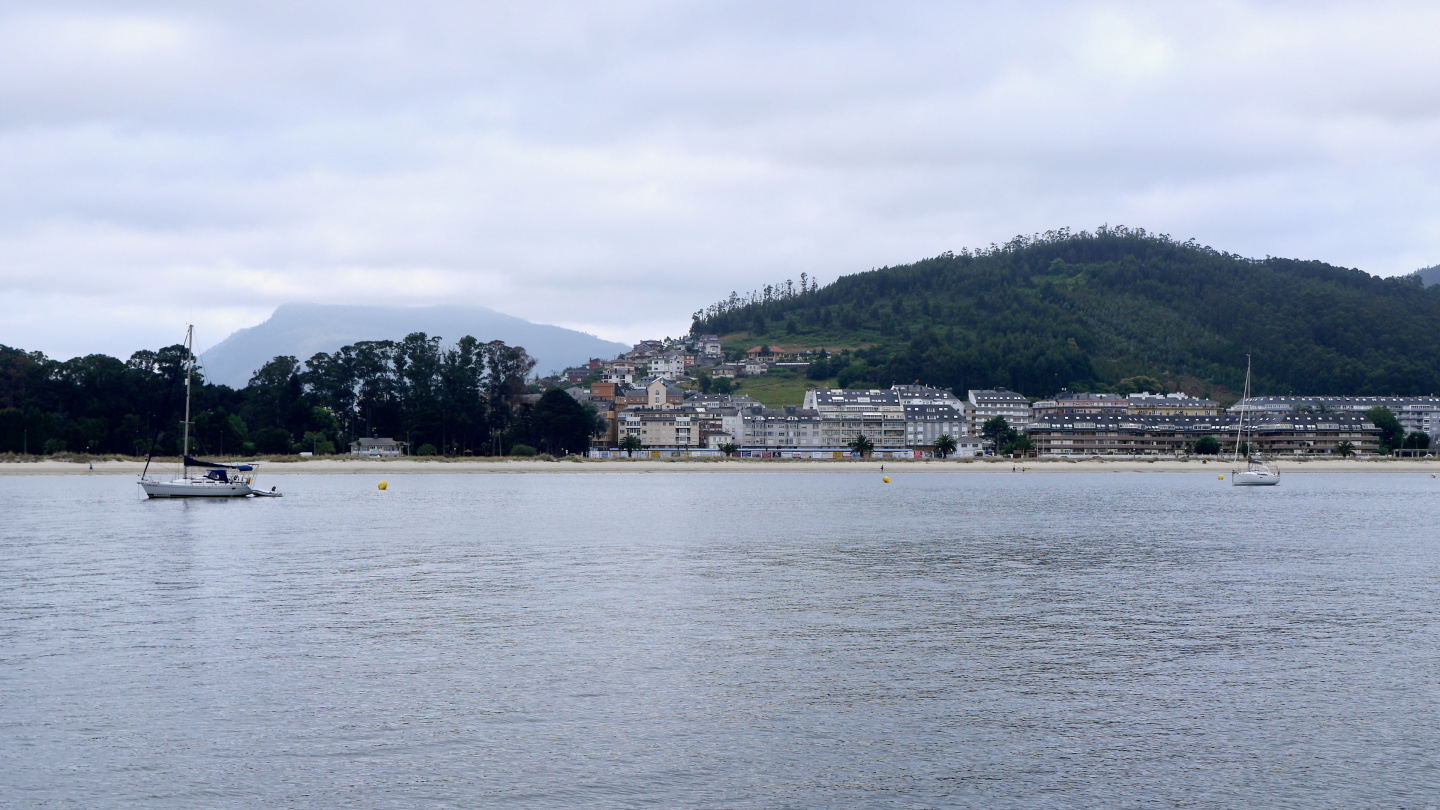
xmin=730 ymin=369 xmax=836 ymax=408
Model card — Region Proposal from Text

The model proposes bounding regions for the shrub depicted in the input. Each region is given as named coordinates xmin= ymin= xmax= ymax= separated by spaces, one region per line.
xmin=1193 ymin=435 xmax=1222 ymax=455
xmin=509 ymin=444 xmax=537 ymax=457
xmin=417 ymin=443 xmax=438 ymax=456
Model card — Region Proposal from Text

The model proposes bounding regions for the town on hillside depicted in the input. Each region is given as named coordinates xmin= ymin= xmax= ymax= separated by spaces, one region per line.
xmin=456 ymin=334 xmax=1438 ymax=460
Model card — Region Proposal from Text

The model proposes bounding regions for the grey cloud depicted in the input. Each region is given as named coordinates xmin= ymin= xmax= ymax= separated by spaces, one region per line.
xmin=2 ymin=1 xmax=1439 ymax=360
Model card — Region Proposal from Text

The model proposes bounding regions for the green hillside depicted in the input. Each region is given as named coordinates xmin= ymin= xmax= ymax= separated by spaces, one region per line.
xmin=690 ymin=227 xmax=1440 ymax=399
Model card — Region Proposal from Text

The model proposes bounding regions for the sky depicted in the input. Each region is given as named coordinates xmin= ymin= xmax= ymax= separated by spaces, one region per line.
xmin=4 ymin=1 xmax=1440 ymax=359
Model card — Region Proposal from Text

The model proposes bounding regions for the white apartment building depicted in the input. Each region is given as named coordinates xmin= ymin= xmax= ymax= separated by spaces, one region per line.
xmin=737 ymin=406 xmax=825 ymax=448
xmin=803 ymin=389 xmax=907 ymax=448
xmin=967 ymin=388 xmax=1032 ymax=434
xmin=648 ymin=352 xmax=687 ymax=380
xmin=903 ymin=404 xmax=966 ymax=448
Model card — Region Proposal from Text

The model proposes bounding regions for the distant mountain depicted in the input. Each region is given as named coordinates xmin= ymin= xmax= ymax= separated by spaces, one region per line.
xmin=200 ymin=303 xmax=629 ymax=388
xmin=1413 ymin=264 xmax=1440 ymax=287
xmin=692 ymin=227 xmax=1440 ymax=397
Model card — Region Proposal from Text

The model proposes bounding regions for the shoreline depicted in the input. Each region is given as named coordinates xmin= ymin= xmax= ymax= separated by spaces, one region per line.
xmin=2 ymin=456 xmax=1437 ymax=475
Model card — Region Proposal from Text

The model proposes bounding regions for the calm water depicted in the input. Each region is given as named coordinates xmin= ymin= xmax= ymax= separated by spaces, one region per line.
xmin=3 ymin=471 xmax=1440 ymax=808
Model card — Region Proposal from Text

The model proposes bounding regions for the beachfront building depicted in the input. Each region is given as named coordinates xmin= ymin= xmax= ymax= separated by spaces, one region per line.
xmin=803 ymin=389 xmax=908 ymax=448
xmin=968 ymin=388 xmax=1032 ymax=434
xmin=1030 ymin=391 xmax=1129 ymax=417
xmin=904 ymin=404 xmax=966 ymax=449
xmin=620 ymin=409 xmax=699 ymax=448
xmin=1230 ymin=395 xmax=1440 ymax=439
xmin=1127 ymin=391 xmax=1221 ymax=416
xmin=1026 ymin=413 xmax=1381 ymax=457
xmin=737 ymin=405 xmax=825 ymax=448
xmin=349 ymin=437 xmax=407 ymax=457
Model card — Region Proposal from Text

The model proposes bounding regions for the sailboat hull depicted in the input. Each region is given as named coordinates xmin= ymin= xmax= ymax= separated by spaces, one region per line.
xmin=140 ymin=479 xmax=254 ymax=498
xmin=1231 ymin=471 xmax=1280 ymax=486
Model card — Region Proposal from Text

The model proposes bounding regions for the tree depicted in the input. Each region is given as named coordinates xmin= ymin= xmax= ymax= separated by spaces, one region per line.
xmin=934 ymin=434 xmax=957 ymax=458
xmin=1336 ymin=440 xmax=1356 ymax=458
xmin=712 ymin=376 xmax=733 ymax=394
xmin=695 ymin=370 xmax=713 ymax=394
xmin=1403 ymin=431 xmax=1430 ymax=450
xmin=719 ymin=441 xmax=739 ymax=457
xmin=1003 ymin=434 xmax=1033 ymax=457
xmin=1365 ymin=406 xmax=1404 ymax=454
xmin=619 ymin=434 xmax=643 ymax=452
xmin=1193 ymin=435 xmax=1222 ymax=455
xmin=531 ymin=389 xmax=593 ymax=456
xmin=1118 ymin=375 xmax=1165 ymax=395
xmin=981 ymin=416 xmax=1013 ymax=450
xmin=848 ymin=433 xmax=874 ymax=457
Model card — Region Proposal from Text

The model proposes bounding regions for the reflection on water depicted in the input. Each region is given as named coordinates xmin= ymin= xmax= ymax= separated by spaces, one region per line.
xmin=3 ymin=472 xmax=1439 ymax=807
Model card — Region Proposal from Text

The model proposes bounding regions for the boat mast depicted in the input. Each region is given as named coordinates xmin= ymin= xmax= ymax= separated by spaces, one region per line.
xmin=1232 ymin=354 xmax=1250 ymax=464
xmin=182 ymin=324 xmax=193 ymax=472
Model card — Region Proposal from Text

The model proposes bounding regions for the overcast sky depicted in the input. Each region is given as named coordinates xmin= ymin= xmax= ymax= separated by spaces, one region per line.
xmin=4 ymin=1 xmax=1440 ymax=359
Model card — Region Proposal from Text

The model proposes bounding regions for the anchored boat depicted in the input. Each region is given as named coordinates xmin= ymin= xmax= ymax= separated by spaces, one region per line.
xmin=1231 ymin=354 xmax=1280 ymax=487
xmin=138 ymin=325 xmax=281 ymax=499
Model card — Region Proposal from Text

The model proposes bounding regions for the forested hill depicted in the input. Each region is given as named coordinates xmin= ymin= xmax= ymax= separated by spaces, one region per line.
xmin=692 ymin=227 xmax=1440 ymax=398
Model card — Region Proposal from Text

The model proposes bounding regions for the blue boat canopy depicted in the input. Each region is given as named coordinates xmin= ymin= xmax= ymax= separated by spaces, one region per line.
xmin=185 ymin=455 xmax=254 ymax=472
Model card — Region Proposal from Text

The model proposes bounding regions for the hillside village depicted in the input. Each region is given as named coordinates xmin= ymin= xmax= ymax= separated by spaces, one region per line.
xmin=515 ymin=334 xmax=1440 ymax=459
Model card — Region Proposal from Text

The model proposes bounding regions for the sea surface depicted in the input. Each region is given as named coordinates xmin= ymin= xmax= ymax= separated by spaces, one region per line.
xmin=3 ymin=471 xmax=1439 ymax=809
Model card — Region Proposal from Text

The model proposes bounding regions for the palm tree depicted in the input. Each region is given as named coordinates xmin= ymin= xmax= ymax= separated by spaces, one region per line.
xmin=934 ymin=434 xmax=957 ymax=459
xmin=1335 ymin=440 xmax=1355 ymax=458
xmin=719 ymin=442 xmax=739 ymax=457
xmin=619 ymin=434 xmax=643 ymax=452
xmin=848 ymin=433 xmax=874 ymax=458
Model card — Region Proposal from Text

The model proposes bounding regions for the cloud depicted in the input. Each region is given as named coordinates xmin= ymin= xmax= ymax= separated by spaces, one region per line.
xmin=2 ymin=1 xmax=1439 ymax=358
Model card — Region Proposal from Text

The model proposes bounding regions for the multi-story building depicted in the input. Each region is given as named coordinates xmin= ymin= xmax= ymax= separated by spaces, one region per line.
xmin=968 ymin=388 xmax=1032 ymax=434
xmin=1026 ymin=413 xmax=1380 ymax=456
xmin=645 ymin=377 xmax=684 ymax=410
xmin=604 ymin=361 xmax=636 ymax=384
xmin=892 ymin=384 xmax=964 ymax=408
xmin=737 ymin=405 xmax=825 ymax=448
xmin=903 ymin=404 xmax=966 ymax=449
xmin=695 ymin=335 xmax=724 ymax=363
xmin=803 ymin=389 xmax=907 ymax=448
xmin=1231 ymin=396 xmax=1440 ymax=438
xmin=620 ymin=409 xmax=699 ymax=448
xmin=1030 ymin=391 xmax=1129 ymax=417
xmin=648 ymin=352 xmax=688 ymax=380
xmin=1127 ymin=391 xmax=1220 ymax=416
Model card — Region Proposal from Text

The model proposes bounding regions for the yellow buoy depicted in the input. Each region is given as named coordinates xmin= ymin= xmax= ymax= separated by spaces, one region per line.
xmin=1218 ymin=475 xmax=1224 ymax=480
xmin=883 ymin=476 xmax=891 ymax=483
xmin=378 ymin=481 xmax=388 ymax=490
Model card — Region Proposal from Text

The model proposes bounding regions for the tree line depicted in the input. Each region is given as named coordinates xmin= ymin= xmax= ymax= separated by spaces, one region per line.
xmin=0 ymin=333 xmax=600 ymax=458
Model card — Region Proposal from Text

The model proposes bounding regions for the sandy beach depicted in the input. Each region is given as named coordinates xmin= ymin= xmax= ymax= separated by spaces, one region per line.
xmin=3 ymin=456 xmax=1437 ymax=475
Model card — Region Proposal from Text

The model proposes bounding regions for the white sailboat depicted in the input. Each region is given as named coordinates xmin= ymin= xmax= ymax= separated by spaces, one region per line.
xmin=1231 ymin=354 xmax=1280 ymax=487
xmin=139 ymin=326 xmax=280 ymax=498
